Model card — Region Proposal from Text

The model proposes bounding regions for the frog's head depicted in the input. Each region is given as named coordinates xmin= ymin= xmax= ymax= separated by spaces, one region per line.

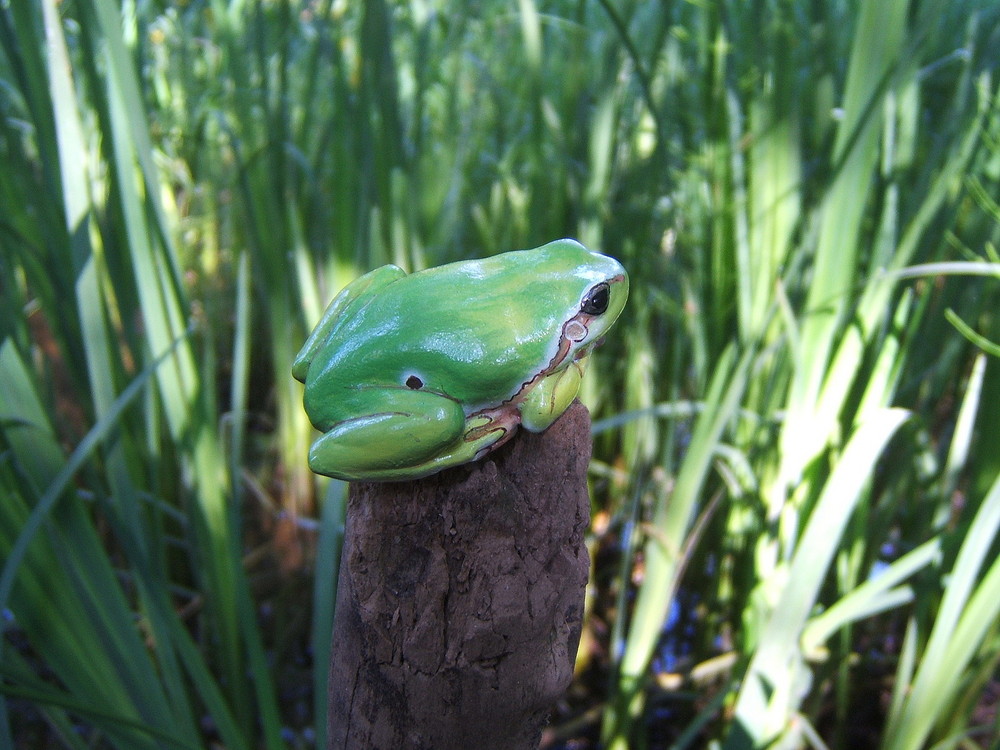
xmin=532 ymin=238 xmax=629 ymax=368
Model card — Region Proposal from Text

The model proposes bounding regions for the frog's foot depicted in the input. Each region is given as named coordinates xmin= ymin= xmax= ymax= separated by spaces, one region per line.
xmin=318 ymin=414 xmax=512 ymax=482
xmin=463 ymin=411 xmax=522 ymax=460
xmin=382 ymin=410 xmax=519 ymax=480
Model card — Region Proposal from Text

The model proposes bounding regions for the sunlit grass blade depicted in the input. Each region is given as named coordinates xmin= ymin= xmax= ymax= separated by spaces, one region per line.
xmin=800 ymin=537 xmax=942 ymax=657
xmin=881 ymin=469 xmax=1000 ymax=750
xmin=726 ymin=408 xmax=912 ymax=747
xmin=741 ymin=58 xmax=800 ymax=343
xmin=776 ymin=0 xmax=912 ymax=497
xmin=603 ymin=344 xmax=754 ymax=749
xmin=808 ymin=77 xmax=992 ymax=460
xmin=942 ymin=351 xmax=987 ymax=507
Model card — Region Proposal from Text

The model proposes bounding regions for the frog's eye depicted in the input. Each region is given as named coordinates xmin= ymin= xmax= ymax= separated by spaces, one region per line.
xmin=581 ymin=282 xmax=611 ymax=315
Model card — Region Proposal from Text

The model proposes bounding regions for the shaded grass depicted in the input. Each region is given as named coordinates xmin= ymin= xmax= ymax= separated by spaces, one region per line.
xmin=2 ymin=0 xmax=1000 ymax=748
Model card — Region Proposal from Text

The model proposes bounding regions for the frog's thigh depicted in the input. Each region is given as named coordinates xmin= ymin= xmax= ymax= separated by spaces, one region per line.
xmin=520 ymin=360 xmax=586 ymax=432
xmin=292 ymin=264 xmax=406 ymax=382
xmin=308 ymin=390 xmax=466 ymax=480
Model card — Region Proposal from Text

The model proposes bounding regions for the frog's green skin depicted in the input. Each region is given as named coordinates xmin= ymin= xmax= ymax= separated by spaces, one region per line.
xmin=292 ymin=238 xmax=628 ymax=481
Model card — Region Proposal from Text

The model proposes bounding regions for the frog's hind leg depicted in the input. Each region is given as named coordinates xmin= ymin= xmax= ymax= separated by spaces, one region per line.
xmin=306 ymin=390 xmax=466 ymax=481
xmin=368 ymin=414 xmax=512 ymax=481
xmin=292 ymin=264 xmax=406 ymax=382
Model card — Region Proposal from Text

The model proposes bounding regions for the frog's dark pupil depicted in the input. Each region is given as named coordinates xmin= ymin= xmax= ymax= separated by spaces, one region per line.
xmin=581 ymin=283 xmax=611 ymax=315
xmin=406 ymin=375 xmax=423 ymax=389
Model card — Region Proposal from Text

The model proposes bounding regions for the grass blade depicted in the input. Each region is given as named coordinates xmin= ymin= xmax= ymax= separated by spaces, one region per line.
xmin=882 ymin=469 xmax=1000 ymax=750
xmin=727 ymin=408 xmax=912 ymax=747
xmin=311 ymin=479 xmax=348 ymax=750
xmin=604 ymin=344 xmax=754 ymax=749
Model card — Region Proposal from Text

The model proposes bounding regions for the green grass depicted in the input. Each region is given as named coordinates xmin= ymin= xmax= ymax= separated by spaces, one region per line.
xmin=2 ymin=0 xmax=1000 ymax=748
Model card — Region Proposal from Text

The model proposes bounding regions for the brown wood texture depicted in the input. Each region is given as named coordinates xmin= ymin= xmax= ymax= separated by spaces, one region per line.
xmin=326 ymin=401 xmax=592 ymax=749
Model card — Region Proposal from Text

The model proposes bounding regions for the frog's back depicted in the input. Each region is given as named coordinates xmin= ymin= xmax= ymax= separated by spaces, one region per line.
xmin=308 ymin=240 xmax=620 ymax=412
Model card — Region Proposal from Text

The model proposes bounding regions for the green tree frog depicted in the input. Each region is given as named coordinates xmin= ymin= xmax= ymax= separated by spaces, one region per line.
xmin=292 ymin=238 xmax=628 ymax=481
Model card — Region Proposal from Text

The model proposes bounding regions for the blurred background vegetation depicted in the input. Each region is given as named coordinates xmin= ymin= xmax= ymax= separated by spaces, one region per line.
xmin=2 ymin=0 xmax=1000 ymax=747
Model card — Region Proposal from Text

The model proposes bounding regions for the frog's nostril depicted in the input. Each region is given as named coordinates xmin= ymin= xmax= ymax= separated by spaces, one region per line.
xmin=405 ymin=375 xmax=424 ymax=389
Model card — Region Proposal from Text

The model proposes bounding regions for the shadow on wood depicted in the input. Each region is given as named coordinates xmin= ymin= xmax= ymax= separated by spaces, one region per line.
xmin=326 ymin=401 xmax=592 ymax=749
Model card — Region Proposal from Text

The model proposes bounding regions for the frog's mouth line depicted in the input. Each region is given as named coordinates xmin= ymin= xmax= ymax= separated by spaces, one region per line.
xmin=467 ymin=275 xmax=624 ymax=428
xmin=490 ymin=309 xmax=599 ymax=412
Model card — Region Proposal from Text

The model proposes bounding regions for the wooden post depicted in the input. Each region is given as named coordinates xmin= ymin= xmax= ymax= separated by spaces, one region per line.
xmin=326 ymin=401 xmax=592 ymax=749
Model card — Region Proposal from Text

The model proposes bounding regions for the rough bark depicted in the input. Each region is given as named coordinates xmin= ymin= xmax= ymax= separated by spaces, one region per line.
xmin=326 ymin=401 xmax=592 ymax=750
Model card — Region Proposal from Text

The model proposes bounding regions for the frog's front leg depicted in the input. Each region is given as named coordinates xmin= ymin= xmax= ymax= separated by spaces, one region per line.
xmin=519 ymin=357 xmax=588 ymax=432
